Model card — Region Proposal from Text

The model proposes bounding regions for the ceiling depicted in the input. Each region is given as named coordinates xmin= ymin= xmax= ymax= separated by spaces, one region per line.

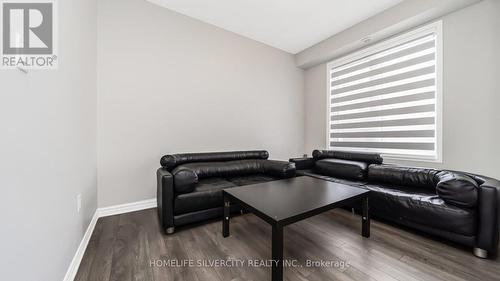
xmin=146 ymin=0 xmax=403 ymax=54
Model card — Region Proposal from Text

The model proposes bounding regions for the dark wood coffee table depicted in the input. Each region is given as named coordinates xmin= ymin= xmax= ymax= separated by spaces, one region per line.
xmin=222 ymin=176 xmax=370 ymax=281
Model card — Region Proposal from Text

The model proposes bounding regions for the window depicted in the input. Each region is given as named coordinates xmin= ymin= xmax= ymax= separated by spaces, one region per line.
xmin=327 ymin=21 xmax=442 ymax=162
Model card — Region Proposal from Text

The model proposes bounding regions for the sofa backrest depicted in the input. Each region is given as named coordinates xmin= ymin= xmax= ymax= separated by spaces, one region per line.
xmin=368 ymin=164 xmax=479 ymax=208
xmin=174 ymin=160 xmax=264 ymax=179
xmin=160 ymin=150 xmax=269 ymax=171
xmin=368 ymin=164 xmax=439 ymax=190
xmin=170 ymin=159 xmax=295 ymax=194
xmin=315 ymin=158 xmax=368 ymax=181
xmin=310 ymin=150 xmax=383 ymax=180
xmin=312 ymin=150 xmax=383 ymax=164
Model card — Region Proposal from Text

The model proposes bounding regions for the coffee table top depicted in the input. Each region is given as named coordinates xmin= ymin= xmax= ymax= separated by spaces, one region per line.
xmin=223 ymin=176 xmax=369 ymax=225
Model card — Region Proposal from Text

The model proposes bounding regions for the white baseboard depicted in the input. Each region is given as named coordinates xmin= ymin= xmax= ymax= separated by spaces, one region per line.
xmin=63 ymin=211 xmax=99 ymax=281
xmin=63 ymin=198 xmax=157 ymax=281
xmin=97 ymin=198 xmax=157 ymax=217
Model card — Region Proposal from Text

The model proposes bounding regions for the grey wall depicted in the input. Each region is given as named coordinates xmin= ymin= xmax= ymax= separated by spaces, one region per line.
xmin=296 ymin=0 xmax=480 ymax=68
xmin=303 ymin=0 xmax=500 ymax=179
xmin=97 ymin=0 xmax=304 ymax=207
xmin=0 ymin=0 xmax=97 ymax=280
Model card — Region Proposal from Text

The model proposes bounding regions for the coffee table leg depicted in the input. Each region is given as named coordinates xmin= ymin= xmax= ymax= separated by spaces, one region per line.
xmin=272 ymin=224 xmax=283 ymax=281
xmin=223 ymin=195 xmax=230 ymax=237
xmin=362 ymin=196 xmax=370 ymax=238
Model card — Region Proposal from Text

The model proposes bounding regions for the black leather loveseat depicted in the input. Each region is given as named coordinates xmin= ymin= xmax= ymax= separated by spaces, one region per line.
xmin=291 ymin=150 xmax=500 ymax=258
xmin=157 ymin=150 xmax=295 ymax=234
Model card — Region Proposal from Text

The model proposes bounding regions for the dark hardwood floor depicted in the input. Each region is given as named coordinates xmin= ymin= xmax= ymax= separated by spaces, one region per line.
xmin=75 ymin=208 xmax=500 ymax=281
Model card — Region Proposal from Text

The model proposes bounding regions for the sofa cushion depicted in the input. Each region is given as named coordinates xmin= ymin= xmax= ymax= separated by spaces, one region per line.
xmin=171 ymin=167 xmax=198 ymax=194
xmin=174 ymin=178 xmax=237 ymax=215
xmin=315 ymin=158 xmax=368 ymax=180
xmin=226 ymin=174 xmax=279 ymax=186
xmin=297 ymin=170 xmax=368 ymax=187
xmin=312 ymin=150 xmax=383 ymax=164
xmin=435 ymin=171 xmax=478 ymax=208
xmin=368 ymin=164 xmax=439 ymax=191
xmin=364 ymin=183 xmax=477 ymax=236
xmin=174 ymin=174 xmax=280 ymax=215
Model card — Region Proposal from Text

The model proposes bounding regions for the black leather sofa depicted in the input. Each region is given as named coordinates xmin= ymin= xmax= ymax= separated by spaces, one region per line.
xmin=157 ymin=150 xmax=295 ymax=234
xmin=291 ymin=150 xmax=500 ymax=258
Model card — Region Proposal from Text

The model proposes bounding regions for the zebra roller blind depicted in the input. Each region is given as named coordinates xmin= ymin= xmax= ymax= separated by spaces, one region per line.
xmin=328 ymin=22 xmax=442 ymax=161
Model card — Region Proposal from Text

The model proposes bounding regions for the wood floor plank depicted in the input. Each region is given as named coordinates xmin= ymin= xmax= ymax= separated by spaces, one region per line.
xmin=163 ymin=226 xmax=200 ymax=281
xmin=74 ymin=208 xmax=500 ymax=281
xmin=75 ymin=215 xmax=120 ymax=281
xmin=335 ymin=211 xmax=500 ymax=281
xmin=128 ymin=211 xmax=155 ymax=281
xmin=140 ymin=208 xmax=178 ymax=281
xmin=109 ymin=213 xmax=142 ymax=281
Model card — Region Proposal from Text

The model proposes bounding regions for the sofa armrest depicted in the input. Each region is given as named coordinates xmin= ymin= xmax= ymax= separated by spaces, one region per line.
xmin=157 ymin=168 xmax=175 ymax=232
xmin=262 ymin=160 xmax=296 ymax=178
xmin=289 ymin=157 xmax=315 ymax=170
xmin=474 ymin=175 xmax=500 ymax=253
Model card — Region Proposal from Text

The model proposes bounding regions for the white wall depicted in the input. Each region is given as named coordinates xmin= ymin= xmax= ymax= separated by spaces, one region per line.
xmin=0 ymin=1 xmax=97 ymax=281
xmin=97 ymin=0 xmax=304 ymax=207
xmin=303 ymin=0 xmax=500 ymax=179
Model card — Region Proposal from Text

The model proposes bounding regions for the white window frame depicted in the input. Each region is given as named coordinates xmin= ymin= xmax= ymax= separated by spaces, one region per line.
xmin=326 ymin=21 xmax=443 ymax=163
